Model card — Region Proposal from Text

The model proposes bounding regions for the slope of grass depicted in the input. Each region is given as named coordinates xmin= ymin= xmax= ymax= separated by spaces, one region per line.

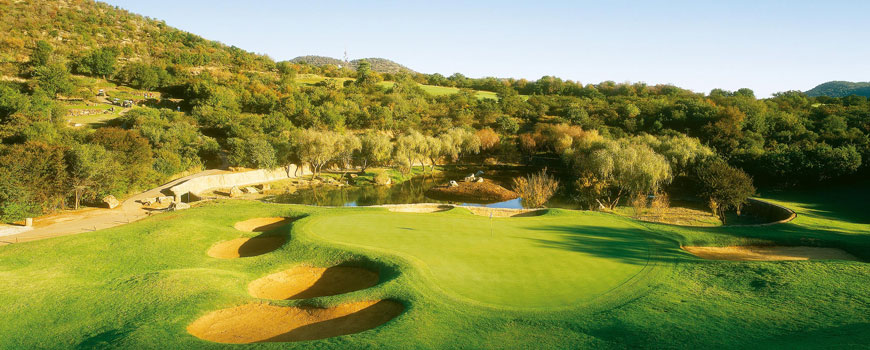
xmin=0 ymin=182 xmax=867 ymax=349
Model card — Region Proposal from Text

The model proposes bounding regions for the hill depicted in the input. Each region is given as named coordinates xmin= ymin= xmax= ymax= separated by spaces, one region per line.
xmin=805 ymin=81 xmax=870 ymax=97
xmin=290 ymin=55 xmax=415 ymax=74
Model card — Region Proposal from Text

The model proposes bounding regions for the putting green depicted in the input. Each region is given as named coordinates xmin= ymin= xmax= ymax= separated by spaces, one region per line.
xmin=300 ymin=208 xmax=654 ymax=308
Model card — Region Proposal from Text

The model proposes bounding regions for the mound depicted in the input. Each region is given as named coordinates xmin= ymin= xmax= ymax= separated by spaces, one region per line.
xmin=234 ymin=217 xmax=295 ymax=232
xmin=683 ymin=246 xmax=861 ymax=261
xmin=249 ymin=266 xmax=379 ymax=300
xmin=207 ymin=236 xmax=285 ymax=259
xmin=425 ymin=180 xmax=518 ymax=203
xmin=187 ymin=300 xmax=403 ymax=343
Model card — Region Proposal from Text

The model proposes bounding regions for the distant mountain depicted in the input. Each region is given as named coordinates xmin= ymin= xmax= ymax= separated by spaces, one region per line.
xmin=289 ymin=55 xmax=415 ymax=74
xmin=805 ymin=81 xmax=870 ymax=98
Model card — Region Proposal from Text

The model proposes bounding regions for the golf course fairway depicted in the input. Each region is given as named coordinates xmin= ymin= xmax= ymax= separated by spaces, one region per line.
xmin=299 ymin=208 xmax=654 ymax=308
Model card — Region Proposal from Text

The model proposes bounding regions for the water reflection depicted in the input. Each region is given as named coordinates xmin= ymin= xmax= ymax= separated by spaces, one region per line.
xmin=272 ymin=172 xmax=528 ymax=209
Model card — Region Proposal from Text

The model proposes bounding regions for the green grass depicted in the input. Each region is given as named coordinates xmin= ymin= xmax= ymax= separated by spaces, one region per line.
xmin=0 ymin=182 xmax=868 ymax=348
xmin=302 ymin=208 xmax=652 ymax=308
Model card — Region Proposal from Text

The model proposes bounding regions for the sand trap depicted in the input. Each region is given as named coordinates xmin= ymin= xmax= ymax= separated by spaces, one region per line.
xmin=208 ymin=236 xmax=286 ymax=259
xmin=187 ymin=300 xmax=403 ymax=343
xmin=384 ymin=204 xmax=453 ymax=213
xmin=234 ymin=217 xmax=295 ymax=232
xmin=249 ymin=266 xmax=379 ymax=300
xmin=683 ymin=246 xmax=861 ymax=261
xmin=463 ymin=207 xmax=544 ymax=218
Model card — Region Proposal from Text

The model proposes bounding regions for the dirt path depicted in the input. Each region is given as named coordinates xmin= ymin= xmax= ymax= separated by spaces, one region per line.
xmin=0 ymin=169 xmax=226 ymax=245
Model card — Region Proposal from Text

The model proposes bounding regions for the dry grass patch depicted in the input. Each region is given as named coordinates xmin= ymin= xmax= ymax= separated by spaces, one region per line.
xmin=683 ymin=246 xmax=861 ymax=261
xmin=187 ymin=300 xmax=403 ymax=343
xmin=249 ymin=266 xmax=379 ymax=300
xmin=207 ymin=236 xmax=285 ymax=259
xmin=234 ymin=217 xmax=295 ymax=232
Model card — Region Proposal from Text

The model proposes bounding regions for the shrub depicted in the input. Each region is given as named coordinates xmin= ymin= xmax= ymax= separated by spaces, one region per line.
xmin=512 ymin=169 xmax=559 ymax=208
xmin=373 ymin=171 xmax=391 ymax=185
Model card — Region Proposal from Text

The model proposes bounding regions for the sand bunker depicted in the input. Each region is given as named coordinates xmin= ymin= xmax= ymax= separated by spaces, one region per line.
xmin=187 ymin=300 xmax=403 ymax=343
xmin=384 ymin=204 xmax=453 ymax=213
xmin=464 ymin=207 xmax=544 ymax=218
xmin=249 ymin=266 xmax=379 ymax=300
xmin=683 ymin=246 xmax=861 ymax=261
xmin=208 ymin=236 xmax=286 ymax=259
xmin=234 ymin=217 xmax=295 ymax=232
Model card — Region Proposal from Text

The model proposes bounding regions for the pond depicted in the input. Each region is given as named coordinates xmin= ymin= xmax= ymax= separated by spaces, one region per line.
xmin=270 ymin=168 xmax=537 ymax=209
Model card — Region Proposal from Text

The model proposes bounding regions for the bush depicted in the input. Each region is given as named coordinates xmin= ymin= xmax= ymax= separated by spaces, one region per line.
xmin=512 ymin=169 xmax=559 ymax=208
xmin=373 ymin=171 xmax=391 ymax=185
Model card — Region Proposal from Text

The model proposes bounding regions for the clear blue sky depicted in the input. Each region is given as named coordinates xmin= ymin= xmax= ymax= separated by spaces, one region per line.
xmin=103 ymin=0 xmax=870 ymax=97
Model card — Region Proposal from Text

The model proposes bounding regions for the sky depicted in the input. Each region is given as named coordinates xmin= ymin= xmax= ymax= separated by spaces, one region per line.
xmin=102 ymin=0 xmax=870 ymax=97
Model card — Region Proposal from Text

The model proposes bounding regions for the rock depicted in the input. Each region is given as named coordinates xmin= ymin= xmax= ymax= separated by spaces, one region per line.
xmin=102 ymin=195 xmax=120 ymax=209
xmin=349 ymin=174 xmax=358 ymax=179
xmin=157 ymin=196 xmax=173 ymax=204
xmin=229 ymin=186 xmax=243 ymax=197
xmin=449 ymin=180 xmax=459 ymax=187
xmin=475 ymin=177 xmax=485 ymax=183
xmin=463 ymin=174 xmax=476 ymax=182
xmin=170 ymin=202 xmax=190 ymax=211
xmin=243 ymin=186 xmax=259 ymax=194
xmin=257 ymin=183 xmax=271 ymax=191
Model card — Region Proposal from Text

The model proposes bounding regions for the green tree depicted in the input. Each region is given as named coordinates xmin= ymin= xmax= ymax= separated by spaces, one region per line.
xmin=227 ymin=137 xmax=277 ymax=169
xmin=29 ymin=40 xmax=53 ymax=68
xmin=695 ymin=160 xmax=755 ymax=224
xmin=75 ymin=47 xmax=120 ymax=78
xmin=33 ymin=62 xmax=73 ymax=98
xmin=357 ymin=132 xmax=393 ymax=172
xmin=571 ymin=140 xmax=672 ymax=209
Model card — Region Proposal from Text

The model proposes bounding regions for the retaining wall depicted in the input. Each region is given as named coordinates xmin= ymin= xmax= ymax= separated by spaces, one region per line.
xmin=170 ymin=164 xmax=311 ymax=200
xmin=737 ymin=198 xmax=797 ymax=226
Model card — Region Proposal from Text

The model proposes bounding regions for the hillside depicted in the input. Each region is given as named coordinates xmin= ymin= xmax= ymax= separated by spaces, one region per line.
xmin=290 ymin=55 xmax=415 ymax=74
xmin=0 ymin=0 xmax=273 ymax=77
xmin=805 ymin=81 xmax=870 ymax=97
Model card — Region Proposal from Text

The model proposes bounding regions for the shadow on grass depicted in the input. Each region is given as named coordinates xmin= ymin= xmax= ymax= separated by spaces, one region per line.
xmin=524 ymin=225 xmax=692 ymax=265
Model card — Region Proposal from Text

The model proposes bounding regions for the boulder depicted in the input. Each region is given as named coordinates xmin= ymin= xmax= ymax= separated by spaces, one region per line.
xmin=475 ymin=177 xmax=485 ymax=183
xmin=257 ymin=183 xmax=271 ymax=191
xmin=229 ymin=186 xmax=243 ymax=198
xmin=157 ymin=196 xmax=173 ymax=204
xmin=140 ymin=198 xmax=156 ymax=206
xmin=463 ymin=174 xmax=476 ymax=182
xmin=448 ymin=180 xmax=459 ymax=187
xmin=243 ymin=186 xmax=259 ymax=194
xmin=102 ymin=195 xmax=120 ymax=209
xmin=170 ymin=202 xmax=190 ymax=211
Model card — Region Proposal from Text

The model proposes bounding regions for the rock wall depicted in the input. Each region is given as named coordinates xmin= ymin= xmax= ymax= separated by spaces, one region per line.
xmin=170 ymin=164 xmax=311 ymax=200
xmin=738 ymin=198 xmax=797 ymax=226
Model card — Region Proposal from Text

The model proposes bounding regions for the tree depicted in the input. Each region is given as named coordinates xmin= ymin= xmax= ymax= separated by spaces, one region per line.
xmin=227 ymin=137 xmax=277 ymax=169
xmin=66 ymin=144 xmax=122 ymax=209
xmin=355 ymin=59 xmax=380 ymax=87
xmin=495 ymin=115 xmax=519 ymax=134
xmin=394 ymin=131 xmax=426 ymax=174
xmin=75 ymin=47 xmax=120 ymax=78
xmin=475 ymin=128 xmax=500 ymax=152
xmin=571 ymin=140 xmax=672 ymax=210
xmin=29 ymin=40 xmax=53 ymax=68
xmin=695 ymin=160 xmax=755 ymax=224
xmin=357 ymin=132 xmax=393 ymax=172
xmin=33 ymin=62 xmax=73 ymax=98
xmin=294 ymin=129 xmax=339 ymax=176
xmin=334 ymin=133 xmax=361 ymax=174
